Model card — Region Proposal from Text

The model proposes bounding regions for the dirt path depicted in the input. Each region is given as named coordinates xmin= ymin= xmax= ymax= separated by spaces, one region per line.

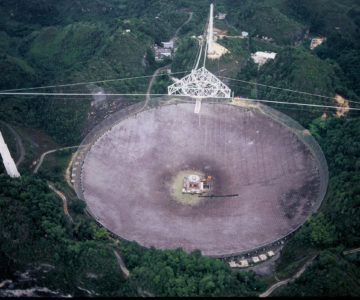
xmin=47 ymin=182 xmax=74 ymax=223
xmin=143 ymin=11 xmax=192 ymax=108
xmin=343 ymin=247 xmax=360 ymax=255
xmin=33 ymin=146 xmax=79 ymax=174
xmin=113 ymin=249 xmax=130 ymax=278
xmin=259 ymin=255 xmax=317 ymax=297
xmin=2 ymin=122 xmax=25 ymax=167
xmin=145 ymin=65 xmax=170 ymax=105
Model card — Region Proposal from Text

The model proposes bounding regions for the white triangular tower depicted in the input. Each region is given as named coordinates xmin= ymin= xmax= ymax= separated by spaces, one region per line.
xmin=167 ymin=3 xmax=231 ymax=114
xmin=168 ymin=67 xmax=231 ymax=98
xmin=207 ymin=3 xmax=214 ymax=55
xmin=0 ymin=130 xmax=20 ymax=178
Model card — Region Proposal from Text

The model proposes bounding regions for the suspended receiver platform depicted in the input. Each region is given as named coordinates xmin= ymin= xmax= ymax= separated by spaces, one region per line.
xmin=168 ymin=67 xmax=231 ymax=99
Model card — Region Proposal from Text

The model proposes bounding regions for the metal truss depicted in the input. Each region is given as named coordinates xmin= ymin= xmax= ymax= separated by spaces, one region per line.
xmin=168 ymin=67 xmax=231 ymax=98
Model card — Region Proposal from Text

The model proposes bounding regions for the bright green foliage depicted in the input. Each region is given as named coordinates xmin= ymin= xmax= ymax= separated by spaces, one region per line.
xmin=0 ymin=174 xmax=126 ymax=295
xmin=151 ymin=73 xmax=173 ymax=94
xmin=171 ymin=37 xmax=198 ymax=73
xmin=315 ymin=30 xmax=360 ymax=97
xmin=225 ymin=1 xmax=307 ymax=45
xmin=284 ymin=0 xmax=358 ymax=35
xmin=0 ymin=175 xmax=69 ymax=244
xmin=258 ymin=47 xmax=340 ymax=96
xmin=0 ymin=174 xmax=266 ymax=296
xmin=119 ymin=244 xmax=266 ymax=297
xmin=0 ymin=0 xmax=190 ymax=146
xmin=294 ymin=212 xmax=338 ymax=248
xmin=69 ymin=198 xmax=86 ymax=214
xmin=277 ymin=116 xmax=360 ymax=295
xmin=252 ymin=47 xmax=341 ymax=128
xmin=310 ymin=117 xmax=360 ymax=247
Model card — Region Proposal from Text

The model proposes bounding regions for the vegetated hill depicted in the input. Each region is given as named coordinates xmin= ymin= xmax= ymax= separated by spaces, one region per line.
xmin=0 ymin=0 xmax=192 ymax=145
xmin=0 ymin=176 xmax=127 ymax=296
xmin=221 ymin=0 xmax=359 ymax=45
xmin=258 ymin=47 xmax=340 ymax=95
xmin=271 ymin=114 xmax=360 ymax=297
xmin=282 ymin=0 xmax=359 ymax=36
xmin=225 ymin=1 xmax=307 ymax=45
xmin=273 ymin=250 xmax=360 ymax=297
xmin=255 ymin=47 xmax=342 ymax=127
xmin=227 ymin=44 xmax=344 ymax=127
xmin=1 ymin=0 xmax=358 ymax=145
xmin=0 ymin=0 xmax=192 ymax=89
xmin=0 ymin=175 xmax=266 ymax=297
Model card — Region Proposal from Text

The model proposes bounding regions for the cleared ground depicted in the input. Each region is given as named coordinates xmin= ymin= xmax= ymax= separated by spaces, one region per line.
xmin=81 ymin=103 xmax=321 ymax=256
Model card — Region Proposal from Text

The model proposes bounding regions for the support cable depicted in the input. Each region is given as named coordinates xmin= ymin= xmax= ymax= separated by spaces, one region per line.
xmin=1 ymin=91 xmax=360 ymax=111
xmin=233 ymin=84 xmax=360 ymax=108
xmin=0 ymin=71 xmax=190 ymax=93
xmin=242 ymin=97 xmax=360 ymax=111
xmin=193 ymin=12 xmax=209 ymax=70
xmin=222 ymin=76 xmax=360 ymax=105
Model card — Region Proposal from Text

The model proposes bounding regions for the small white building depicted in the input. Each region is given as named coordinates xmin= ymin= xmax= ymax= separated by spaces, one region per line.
xmin=229 ymin=259 xmax=249 ymax=268
xmin=155 ymin=47 xmax=172 ymax=61
xmin=162 ymin=41 xmax=174 ymax=49
xmin=215 ymin=12 xmax=227 ymax=20
xmin=259 ymin=254 xmax=267 ymax=261
xmin=241 ymin=31 xmax=249 ymax=37
xmin=239 ymin=259 xmax=249 ymax=267
xmin=252 ymin=256 xmax=260 ymax=263
xmin=251 ymin=51 xmax=277 ymax=66
xmin=229 ymin=261 xmax=240 ymax=268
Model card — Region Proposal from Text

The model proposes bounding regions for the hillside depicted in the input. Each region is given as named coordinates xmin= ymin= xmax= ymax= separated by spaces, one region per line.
xmin=1 ymin=0 xmax=360 ymax=297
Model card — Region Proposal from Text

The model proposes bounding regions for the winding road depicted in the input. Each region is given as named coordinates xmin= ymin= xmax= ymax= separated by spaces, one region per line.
xmin=169 ymin=11 xmax=193 ymax=43
xmin=47 ymin=182 xmax=74 ymax=223
xmin=145 ymin=65 xmax=170 ymax=104
xmin=259 ymin=255 xmax=317 ymax=297
xmin=143 ymin=10 xmax=193 ymax=108
xmin=33 ymin=146 xmax=79 ymax=174
xmin=343 ymin=247 xmax=360 ymax=255
xmin=113 ymin=249 xmax=130 ymax=278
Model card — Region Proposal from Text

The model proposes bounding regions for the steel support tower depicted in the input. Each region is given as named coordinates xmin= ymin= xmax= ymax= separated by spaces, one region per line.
xmin=167 ymin=4 xmax=231 ymax=107
xmin=0 ymin=130 xmax=20 ymax=178
xmin=207 ymin=3 xmax=214 ymax=55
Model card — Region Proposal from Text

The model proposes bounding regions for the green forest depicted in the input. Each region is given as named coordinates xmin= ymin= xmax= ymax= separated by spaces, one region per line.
xmin=1 ymin=0 xmax=360 ymax=297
